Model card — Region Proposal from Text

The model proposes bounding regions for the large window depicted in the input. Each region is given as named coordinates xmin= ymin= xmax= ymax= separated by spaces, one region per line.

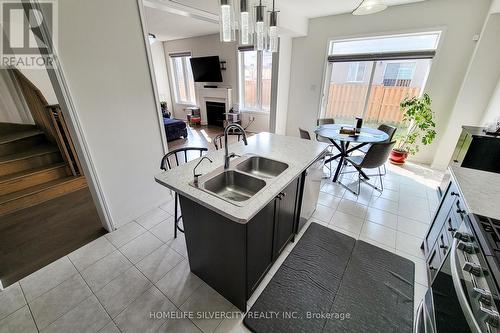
xmin=170 ymin=53 xmax=196 ymax=104
xmin=238 ymin=50 xmax=273 ymax=112
xmin=321 ymin=32 xmax=440 ymax=128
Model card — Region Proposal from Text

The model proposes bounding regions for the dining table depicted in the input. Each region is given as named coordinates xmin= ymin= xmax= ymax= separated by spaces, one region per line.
xmin=315 ymin=124 xmax=389 ymax=182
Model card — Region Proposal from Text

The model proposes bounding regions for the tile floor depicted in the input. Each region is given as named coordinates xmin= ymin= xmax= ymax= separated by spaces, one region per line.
xmin=0 ymin=161 xmax=443 ymax=333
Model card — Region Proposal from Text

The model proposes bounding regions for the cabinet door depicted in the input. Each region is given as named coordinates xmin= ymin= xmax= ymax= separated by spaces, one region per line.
xmin=247 ymin=199 xmax=276 ymax=296
xmin=427 ymin=241 xmax=442 ymax=283
xmin=273 ymin=179 xmax=299 ymax=259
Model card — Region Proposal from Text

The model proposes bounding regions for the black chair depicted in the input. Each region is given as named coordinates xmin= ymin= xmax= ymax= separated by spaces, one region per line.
xmin=358 ymin=124 xmax=397 ymax=153
xmin=213 ymin=129 xmax=243 ymax=150
xmin=160 ymin=147 xmax=208 ymax=238
xmin=299 ymin=128 xmax=312 ymax=140
xmin=299 ymin=127 xmax=334 ymax=178
xmin=339 ymin=141 xmax=396 ymax=195
xmin=316 ymin=118 xmax=335 ymax=143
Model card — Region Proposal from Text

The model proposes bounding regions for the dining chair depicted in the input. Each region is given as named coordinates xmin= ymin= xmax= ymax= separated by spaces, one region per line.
xmin=339 ymin=141 xmax=396 ymax=195
xmin=316 ymin=118 xmax=335 ymax=143
xmin=160 ymin=147 xmax=208 ymax=238
xmin=299 ymin=128 xmax=312 ymax=140
xmin=357 ymin=124 xmax=397 ymax=175
xmin=299 ymin=127 xmax=334 ymax=178
xmin=213 ymin=128 xmax=243 ymax=150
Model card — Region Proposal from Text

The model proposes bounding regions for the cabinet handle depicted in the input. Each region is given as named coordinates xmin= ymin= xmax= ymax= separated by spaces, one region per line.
xmin=448 ymin=227 xmax=457 ymax=232
xmin=281 ymin=192 xmax=287 ymax=198
xmin=429 ymin=266 xmax=437 ymax=271
xmin=451 ymin=191 xmax=459 ymax=197
xmin=440 ymin=244 xmax=449 ymax=249
xmin=457 ymin=209 xmax=466 ymax=215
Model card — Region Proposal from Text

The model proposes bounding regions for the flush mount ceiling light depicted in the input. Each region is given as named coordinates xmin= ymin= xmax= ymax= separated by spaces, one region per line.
xmin=352 ymin=0 xmax=387 ymax=15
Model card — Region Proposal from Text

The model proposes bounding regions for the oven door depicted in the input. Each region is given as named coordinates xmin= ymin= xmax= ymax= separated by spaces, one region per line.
xmin=424 ymin=220 xmax=500 ymax=333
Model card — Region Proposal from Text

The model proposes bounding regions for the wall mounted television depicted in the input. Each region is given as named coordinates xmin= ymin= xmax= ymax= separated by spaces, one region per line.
xmin=189 ymin=56 xmax=223 ymax=83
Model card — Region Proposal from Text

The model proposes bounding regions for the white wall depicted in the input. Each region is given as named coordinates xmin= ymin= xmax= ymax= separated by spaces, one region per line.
xmin=57 ymin=0 xmax=169 ymax=228
xmin=285 ymin=0 xmax=491 ymax=164
xmin=163 ymin=34 xmax=237 ymax=119
xmin=481 ymin=77 xmax=500 ymax=126
xmin=20 ymin=69 xmax=58 ymax=105
xmin=432 ymin=12 xmax=500 ymax=169
xmin=274 ymin=36 xmax=293 ymax=135
xmin=150 ymin=41 xmax=172 ymax=109
xmin=0 ymin=70 xmax=33 ymax=124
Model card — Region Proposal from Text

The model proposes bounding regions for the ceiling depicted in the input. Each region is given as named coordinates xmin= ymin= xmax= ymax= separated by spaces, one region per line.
xmin=144 ymin=6 xmax=219 ymax=41
xmin=280 ymin=0 xmax=425 ymax=19
xmin=144 ymin=0 xmax=426 ymax=41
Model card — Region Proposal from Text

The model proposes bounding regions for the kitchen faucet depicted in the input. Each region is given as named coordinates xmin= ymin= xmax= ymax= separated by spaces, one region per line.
xmin=224 ymin=124 xmax=248 ymax=169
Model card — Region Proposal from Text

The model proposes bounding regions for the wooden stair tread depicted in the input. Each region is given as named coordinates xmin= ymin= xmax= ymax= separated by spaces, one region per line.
xmin=0 ymin=176 xmax=85 ymax=205
xmin=0 ymin=144 xmax=59 ymax=164
xmin=0 ymin=122 xmax=38 ymax=134
xmin=0 ymin=129 xmax=44 ymax=145
xmin=0 ymin=162 xmax=66 ymax=183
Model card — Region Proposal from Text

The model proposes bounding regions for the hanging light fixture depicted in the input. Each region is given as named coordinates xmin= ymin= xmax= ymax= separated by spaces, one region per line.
xmin=239 ymin=0 xmax=251 ymax=45
xmin=268 ymin=0 xmax=279 ymax=52
xmin=219 ymin=0 xmax=236 ymax=42
xmin=352 ymin=0 xmax=387 ymax=15
xmin=254 ymin=0 xmax=266 ymax=51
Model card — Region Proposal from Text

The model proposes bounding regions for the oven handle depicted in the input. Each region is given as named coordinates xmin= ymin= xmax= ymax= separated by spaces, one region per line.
xmin=450 ymin=238 xmax=482 ymax=333
xmin=415 ymin=300 xmax=426 ymax=333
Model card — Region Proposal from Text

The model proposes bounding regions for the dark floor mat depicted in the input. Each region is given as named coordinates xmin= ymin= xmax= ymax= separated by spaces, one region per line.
xmin=243 ymin=223 xmax=415 ymax=333
xmin=324 ymin=241 xmax=414 ymax=333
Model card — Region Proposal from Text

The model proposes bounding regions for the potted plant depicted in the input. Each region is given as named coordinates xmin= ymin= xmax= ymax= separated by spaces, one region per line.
xmin=390 ymin=93 xmax=437 ymax=164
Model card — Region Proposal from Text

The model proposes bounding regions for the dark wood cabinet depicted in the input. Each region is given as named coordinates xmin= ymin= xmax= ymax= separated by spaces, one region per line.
xmin=424 ymin=178 xmax=467 ymax=284
xmin=273 ymin=179 xmax=299 ymax=259
xmin=247 ymin=199 xmax=276 ymax=296
xmin=180 ymin=173 xmax=304 ymax=311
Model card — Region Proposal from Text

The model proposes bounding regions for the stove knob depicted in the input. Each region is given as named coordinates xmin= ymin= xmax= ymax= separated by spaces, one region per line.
xmin=454 ymin=231 xmax=473 ymax=242
xmin=457 ymin=241 xmax=477 ymax=254
xmin=463 ymin=262 xmax=483 ymax=276
xmin=479 ymin=304 xmax=500 ymax=327
xmin=474 ymin=287 xmax=493 ymax=306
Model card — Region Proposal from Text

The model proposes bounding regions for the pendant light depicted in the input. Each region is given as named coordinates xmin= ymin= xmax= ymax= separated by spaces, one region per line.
xmin=219 ymin=0 xmax=236 ymax=42
xmin=268 ymin=0 xmax=279 ymax=52
xmin=254 ymin=0 xmax=266 ymax=51
xmin=352 ymin=0 xmax=387 ymax=15
xmin=239 ymin=0 xmax=251 ymax=45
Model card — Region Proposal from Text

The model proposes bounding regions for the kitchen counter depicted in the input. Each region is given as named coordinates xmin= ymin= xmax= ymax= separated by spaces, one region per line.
xmin=449 ymin=164 xmax=500 ymax=220
xmin=155 ymin=132 xmax=329 ymax=223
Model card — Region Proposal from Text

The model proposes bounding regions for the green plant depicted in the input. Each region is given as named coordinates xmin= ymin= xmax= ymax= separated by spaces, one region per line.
xmin=394 ymin=93 xmax=436 ymax=155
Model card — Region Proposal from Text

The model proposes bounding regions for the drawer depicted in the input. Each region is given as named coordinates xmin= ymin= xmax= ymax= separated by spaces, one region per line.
xmin=444 ymin=211 xmax=460 ymax=241
xmin=437 ymin=224 xmax=451 ymax=258
xmin=427 ymin=240 xmax=442 ymax=283
xmin=452 ymin=198 xmax=467 ymax=223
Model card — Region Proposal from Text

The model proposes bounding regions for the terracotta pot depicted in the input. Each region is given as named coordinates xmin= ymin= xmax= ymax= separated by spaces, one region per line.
xmin=389 ymin=149 xmax=408 ymax=165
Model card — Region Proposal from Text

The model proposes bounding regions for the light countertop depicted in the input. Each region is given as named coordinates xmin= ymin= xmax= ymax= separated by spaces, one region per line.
xmin=449 ymin=164 xmax=500 ymax=220
xmin=155 ymin=132 xmax=329 ymax=223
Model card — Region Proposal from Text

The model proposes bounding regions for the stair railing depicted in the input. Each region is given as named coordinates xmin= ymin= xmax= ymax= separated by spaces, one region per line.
xmin=46 ymin=104 xmax=82 ymax=176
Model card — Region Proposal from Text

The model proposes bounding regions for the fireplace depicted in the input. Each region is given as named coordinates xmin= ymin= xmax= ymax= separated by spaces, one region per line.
xmin=206 ymin=101 xmax=226 ymax=127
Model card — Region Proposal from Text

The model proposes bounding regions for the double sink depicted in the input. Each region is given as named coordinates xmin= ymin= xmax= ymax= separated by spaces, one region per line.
xmin=191 ymin=155 xmax=289 ymax=206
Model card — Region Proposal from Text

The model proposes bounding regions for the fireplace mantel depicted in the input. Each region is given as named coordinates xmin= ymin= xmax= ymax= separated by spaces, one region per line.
xmin=196 ymin=87 xmax=232 ymax=126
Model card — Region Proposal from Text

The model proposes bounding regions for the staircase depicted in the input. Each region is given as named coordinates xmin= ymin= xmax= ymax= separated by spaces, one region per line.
xmin=0 ymin=123 xmax=87 ymax=216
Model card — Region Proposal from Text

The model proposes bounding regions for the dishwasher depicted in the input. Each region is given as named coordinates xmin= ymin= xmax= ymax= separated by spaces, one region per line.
xmin=296 ymin=154 xmax=325 ymax=233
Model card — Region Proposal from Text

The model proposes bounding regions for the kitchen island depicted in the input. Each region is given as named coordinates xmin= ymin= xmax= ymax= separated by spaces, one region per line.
xmin=155 ymin=133 xmax=329 ymax=311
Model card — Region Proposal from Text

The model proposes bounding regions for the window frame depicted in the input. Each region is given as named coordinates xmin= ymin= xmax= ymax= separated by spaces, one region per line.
xmin=320 ymin=31 xmax=442 ymax=121
xmin=238 ymin=49 xmax=272 ymax=113
xmin=170 ymin=54 xmax=196 ymax=105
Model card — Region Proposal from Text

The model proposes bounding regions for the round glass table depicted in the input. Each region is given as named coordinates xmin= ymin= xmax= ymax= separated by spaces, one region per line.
xmin=315 ymin=124 xmax=389 ymax=182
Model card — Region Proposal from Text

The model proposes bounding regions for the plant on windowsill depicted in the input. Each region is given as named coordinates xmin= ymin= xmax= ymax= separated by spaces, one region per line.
xmin=390 ymin=93 xmax=437 ymax=165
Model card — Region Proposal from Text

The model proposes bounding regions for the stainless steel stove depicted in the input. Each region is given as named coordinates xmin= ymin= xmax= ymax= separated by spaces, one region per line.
xmin=416 ymin=214 xmax=500 ymax=333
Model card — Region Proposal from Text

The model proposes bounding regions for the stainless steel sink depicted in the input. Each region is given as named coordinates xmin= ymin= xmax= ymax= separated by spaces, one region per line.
xmin=202 ymin=170 xmax=266 ymax=203
xmin=236 ymin=156 xmax=288 ymax=178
